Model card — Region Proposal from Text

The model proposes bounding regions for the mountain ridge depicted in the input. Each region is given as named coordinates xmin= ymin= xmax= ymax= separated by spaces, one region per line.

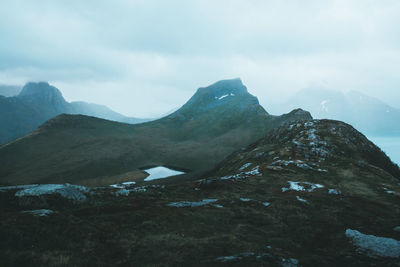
xmin=0 ymin=82 xmax=149 ymax=144
xmin=0 ymin=79 xmax=312 ymax=186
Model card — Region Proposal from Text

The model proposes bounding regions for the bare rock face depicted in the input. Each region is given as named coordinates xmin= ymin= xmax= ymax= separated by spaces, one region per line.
xmin=15 ymin=184 xmax=89 ymax=202
xmin=346 ymin=229 xmax=400 ymax=258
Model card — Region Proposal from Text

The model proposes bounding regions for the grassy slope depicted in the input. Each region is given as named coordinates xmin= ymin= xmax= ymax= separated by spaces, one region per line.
xmin=0 ymin=81 xmax=312 ymax=186
xmin=0 ymin=120 xmax=399 ymax=266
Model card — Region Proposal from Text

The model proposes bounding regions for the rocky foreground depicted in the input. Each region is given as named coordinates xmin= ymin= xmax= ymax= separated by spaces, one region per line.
xmin=1 ymin=120 xmax=400 ymax=266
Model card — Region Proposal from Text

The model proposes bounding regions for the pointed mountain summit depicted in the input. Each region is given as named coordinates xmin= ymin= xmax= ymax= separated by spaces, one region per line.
xmin=171 ymin=78 xmax=266 ymax=119
xmin=19 ymin=82 xmax=65 ymax=101
xmin=162 ymin=78 xmax=273 ymax=139
xmin=0 ymin=79 xmax=312 ymax=186
xmin=17 ymin=81 xmax=69 ymax=113
xmin=177 ymin=78 xmax=256 ymax=112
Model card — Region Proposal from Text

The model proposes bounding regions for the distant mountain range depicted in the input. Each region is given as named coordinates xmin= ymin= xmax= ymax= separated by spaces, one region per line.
xmin=0 ymin=82 xmax=149 ymax=144
xmin=271 ymin=88 xmax=400 ymax=136
xmin=2 ymin=81 xmax=400 ymax=267
xmin=0 ymin=78 xmax=312 ymax=186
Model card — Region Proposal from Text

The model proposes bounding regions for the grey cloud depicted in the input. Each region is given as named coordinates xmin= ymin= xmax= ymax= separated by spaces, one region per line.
xmin=1 ymin=0 xmax=400 ymax=117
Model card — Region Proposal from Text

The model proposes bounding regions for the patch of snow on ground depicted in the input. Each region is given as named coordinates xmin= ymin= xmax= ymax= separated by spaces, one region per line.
xmin=296 ymin=196 xmax=308 ymax=203
xmin=220 ymin=166 xmax=261 ymax=181
xmin=122 ymin=181 xmax=136 ymax=186
xmin=218 ymin=94 xmax=228 ymax=100
xmin=244 ymin=167 xmax=261 ymax=176
xmin=345 ymin=229 xmax=400 ymax=258
xmin=328 ymin=189 xmax=341 ymax=195
xmin=113 ymin=189 xmax=131 ymax=196
xmin=110 ymin=181 xmax=136 ymax=189
xmin=240 ymin=198 xmax=252 ymax=202
xmin=15 ymin=184 xmax=89 ymax=202
xmin=263 ymin=202 xmax=271 ymax=207
xmin=167 ymin=199 xmax=218 ymax=208
xmin=110 ymin=184 xmax=125 ymax=189
xmin=217 ymin=93 xmax=235 ymax=100
xmin=239 ymin=163 xmax=252 ymax=171
xmin=144 ymin=166 xmax=185 ymax=181
xmin=270 ymin=160 xmax=324 ymax=172
xmin=21 ymin=209 xmax=54 ymax=217
xmin=132 ymin=186 xmax=147 ymax=192
xmin=282 ymin=181 xmax=324 ymax=193
xmin=304 ymin=121 xmax=315 ymax=128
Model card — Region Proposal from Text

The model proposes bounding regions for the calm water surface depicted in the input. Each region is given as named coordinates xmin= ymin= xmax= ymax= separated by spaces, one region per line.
xmin=144 ymin=166 xmax=185 ymax=181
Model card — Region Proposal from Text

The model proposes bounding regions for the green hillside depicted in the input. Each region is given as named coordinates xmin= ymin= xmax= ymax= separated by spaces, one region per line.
xmin=0 ymin=79 xmax=312 ymax=186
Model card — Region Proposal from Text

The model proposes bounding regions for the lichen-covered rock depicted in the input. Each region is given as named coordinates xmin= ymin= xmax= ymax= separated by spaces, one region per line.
xmin=15 ymin=184 xmax=89 ymax=202
xmin=345 ymin=229 xmax=400 ymax=258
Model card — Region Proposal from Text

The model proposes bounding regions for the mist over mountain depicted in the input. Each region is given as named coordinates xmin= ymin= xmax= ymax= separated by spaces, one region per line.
xmin=0 ymin=85 xmax=22 ymax=97
xmin=0 ymin=78 xmax=312 ymax=186
xmin=0 ymin=82 xmax=149 ymax=144
xmin=2 ymin=1 xmax=400 ymax=265
xmin=271 ymin=88 xmax=400 ymax=136
xmin=2 ymin=79 xmax=400 ymax=267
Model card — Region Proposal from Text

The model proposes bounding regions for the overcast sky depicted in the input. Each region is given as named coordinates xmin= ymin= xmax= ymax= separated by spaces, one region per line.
xmin=1 ymin=0 xmax=400 ymax=117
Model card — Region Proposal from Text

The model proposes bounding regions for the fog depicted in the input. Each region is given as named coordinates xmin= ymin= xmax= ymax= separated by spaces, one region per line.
xmin=1 ymin=0 xmax=400 ymax=117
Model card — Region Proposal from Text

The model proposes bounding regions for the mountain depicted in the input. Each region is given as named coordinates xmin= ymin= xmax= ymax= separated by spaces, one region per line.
xmin=0 ymin=82 xmax=149 ymax=144
xmin=210 ymin=119 xmax=400 ymax=179
xmin=0 ymin=78 xmax=312 ymax=186
xmin=69 ymin=101 xmax=147 ymax=124
xmin=273 ymin=88 xmax=400 ymax=136
xmin=1 ymin=119 xmax=399 ymax=266
xmin=0 ymin=84 xmax=21 ymax=97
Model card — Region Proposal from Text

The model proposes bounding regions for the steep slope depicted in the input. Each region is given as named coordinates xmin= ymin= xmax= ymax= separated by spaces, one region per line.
xmin=0 ymin=82 xmax=148 ymax=144
xmin=1 ymin=120 xmax=399 ymax=266
xmin=0 ymin=78 xmax=312 ymax=186
xmin=273 ymin=88 xmax=400 ymax=136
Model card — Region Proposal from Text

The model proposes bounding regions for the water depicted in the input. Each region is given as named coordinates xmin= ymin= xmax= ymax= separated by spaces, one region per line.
xmin=368 ymin=136 xmax=400 ymax=165
xmin=143 ymin=166 xmax=185 ymax=181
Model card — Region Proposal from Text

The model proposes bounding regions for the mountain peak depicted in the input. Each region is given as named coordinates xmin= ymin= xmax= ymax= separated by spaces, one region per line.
xmin=19 ymin=82 xmax=63 ymax=98
xmin=196 ymin=78 xmax=247 ymax=97
xmin=173 ymin=78 xmax=262 ymax=118
xmin=18 ymin=82 xmax=67 ymax=106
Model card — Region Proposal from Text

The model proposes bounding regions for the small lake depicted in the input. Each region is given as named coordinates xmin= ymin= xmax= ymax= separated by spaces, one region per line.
xmin=368 ymin=136 xmax=400 ymax=165
xmin=143 ymin=166 xmax=185 ymax=181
